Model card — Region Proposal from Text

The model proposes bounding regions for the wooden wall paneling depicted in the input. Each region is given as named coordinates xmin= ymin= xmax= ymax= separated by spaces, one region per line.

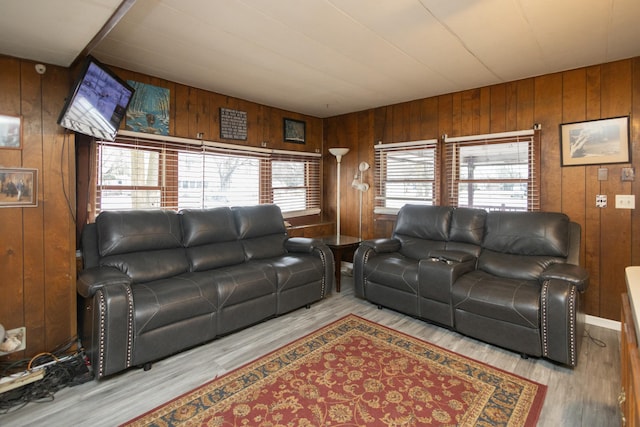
xmin=391 ymin=102 xmax=411 ymax=142
xmin=479 ymin=87 xmax=491 ymax=134
xmin=504 ymin=81 xmax=519 ymax=131
xmin=559 ymin=69 xmax=588 ymax=303
xmin=41 ymin=63 xmax=76 ymax=350
xmin=408 ymin=99 xmax=423 ymax=140
xmin=338 ymin=114 xmax=358 ymax=238
xmin=0 ymin=57 xmax=26 ymax=359
xmin=20 ymin=61 xmax=46 ymax=356
xmin=516 ymin=79 xmax=535 ymax=131
xmin=489 ymin=84 xmax=507 ymax=132
xmin=460 ymin=88 xmax=480 ymax=135
xmin=583 ymin=66 xmax=604 ymax=316
xmin=174 ymin=83 xmax=190 ymax=138
xmin=451 ymin=92 xmax=463 ymax=136
xmin=533 ymin=73 xmax=563 ymax=212
xmin=599 ymin=60 xmax=633 ymax=320
xmin=632 ymin=58 xmax=640 ymax=267
xmin=356 ymin=110 xmax=374 ymax=239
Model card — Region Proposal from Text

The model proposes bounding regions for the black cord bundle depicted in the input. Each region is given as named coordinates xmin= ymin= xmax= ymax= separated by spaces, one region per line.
xmin=0 ymin=337 xmax=92 ymax=414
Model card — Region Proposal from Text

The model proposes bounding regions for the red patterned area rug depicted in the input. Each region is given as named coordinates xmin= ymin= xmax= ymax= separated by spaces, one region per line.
xmin=123 ymin=314 xmax=546 ymax=427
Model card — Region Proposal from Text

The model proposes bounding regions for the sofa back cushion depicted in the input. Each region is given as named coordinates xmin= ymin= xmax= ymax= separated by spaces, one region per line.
xmin=180 ymin=208 xmax=245 ymax=270
xmin=96 ymin=210 xmax=189 ymax=282
xmin=479 ymin=211 xmax=569 ymax=279
xmin=445 ymin=207 xmax=486 ymax=256
xmin=393 ymin=205 xmax=453 ymax=259
xmin=233 ymin=204 xmax=287 ymax=259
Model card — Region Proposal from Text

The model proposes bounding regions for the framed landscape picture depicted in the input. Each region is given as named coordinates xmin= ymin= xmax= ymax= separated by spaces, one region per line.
xmin=560 ymin=116 xmax=630 ymax=166
xmin=283 ymin=118 xmax=305 ymax=144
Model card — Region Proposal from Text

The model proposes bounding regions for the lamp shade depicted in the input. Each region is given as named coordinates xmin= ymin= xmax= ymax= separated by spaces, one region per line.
xmin=329 ymin=147 xmax=349 ymax=161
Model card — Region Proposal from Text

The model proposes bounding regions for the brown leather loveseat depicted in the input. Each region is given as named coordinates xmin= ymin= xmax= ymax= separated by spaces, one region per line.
xmin=353 ymin=204 xmax=588 ymax=367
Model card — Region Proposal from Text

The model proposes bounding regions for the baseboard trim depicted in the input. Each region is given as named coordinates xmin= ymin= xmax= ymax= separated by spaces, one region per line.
xmin=585 ymin=314 xmax=620 ymax=331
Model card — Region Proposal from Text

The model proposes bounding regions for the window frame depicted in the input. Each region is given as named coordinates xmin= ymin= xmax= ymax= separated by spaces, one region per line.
xmin=444 ymin=129 xmax=540 ymax=212
xmin=93 ymin=131 xmax=321 ymax=219
xmin=373 ymin=139 xmax=439 ymax=215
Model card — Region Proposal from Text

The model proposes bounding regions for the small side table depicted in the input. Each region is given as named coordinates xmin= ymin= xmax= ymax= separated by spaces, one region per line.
xmin=318 ymin=235 xmax=361 ymax=292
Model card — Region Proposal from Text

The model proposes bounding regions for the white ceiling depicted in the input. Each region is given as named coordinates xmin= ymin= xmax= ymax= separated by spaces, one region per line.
xmin=1 ymin=0 xmax=640 ymax=118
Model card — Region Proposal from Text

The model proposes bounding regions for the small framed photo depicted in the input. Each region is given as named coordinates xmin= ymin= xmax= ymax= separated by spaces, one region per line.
xmin=560 ymin=116 xmax=630 ymax=166
xmin=0 ymin=114 xmax=21 ymax=149
xmin=283 ymin=118 xmax=305 ymax=144
xmin=0 ymin=168 xmax=38 ymax=207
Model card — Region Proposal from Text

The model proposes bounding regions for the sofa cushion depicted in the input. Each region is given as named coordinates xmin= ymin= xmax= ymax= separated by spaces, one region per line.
xmin=180 ymin=208 xmax=245 ymax=270
xmin=449 ymin=208 xmax=486 ymax=245
xmin=97 ymin=210 xmax=183 ymax=256
xmin=394 ymin=205 xmax=453 ymax=259
xmin=233 ymin=205 xmax=288 ymax=260
xmin=483 ymin=211 xmax=569 ymax=257
xmin=363 ymin=253 xmax=419 ymax=295
xmin=180 ymin=208 xmax=238 ymax=246
xmin=133 ymin=272 xmax=218 ymax=334
xmin=100 ymin=249 xmax=189 ymax=283
xmin=452 ymin=270 xmax=540 ymax=329
xmin=394 ymin=205 xmax=453 ymax=240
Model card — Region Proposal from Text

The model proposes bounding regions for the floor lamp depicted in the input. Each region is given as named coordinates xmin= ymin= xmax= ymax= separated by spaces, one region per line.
xmin=329 ymin=148 xmax=349 ymax=240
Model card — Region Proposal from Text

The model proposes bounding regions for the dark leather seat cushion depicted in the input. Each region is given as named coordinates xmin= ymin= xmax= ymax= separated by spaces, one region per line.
xmin=133 ymin=272 xmax=218 ymax=334
xmin=363 ymin=253 xmax=418 ymax=294
xmin=266 ymin=254 xmax=325 ymax=290
xmin=452 ymin=270 xmax=540 ymax=329
xmin=214 ymin=263 xmax=278 ymax=308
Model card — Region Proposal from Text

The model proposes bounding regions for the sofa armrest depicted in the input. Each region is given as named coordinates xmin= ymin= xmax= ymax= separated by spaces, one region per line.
xmin=540 ymin=278 xmax=585 ymax=367
xmin=77 ymin=266 xmax=133 ymax=298
xmin=360 ymin=238 xmax=401 ymax=253
xmin=540 ymin=263 xmax=589 ymax=292
xmin=285 ymin=237 xmax=335 ymax=294
xmin=285 ymin=237 xmax=316 ymax=253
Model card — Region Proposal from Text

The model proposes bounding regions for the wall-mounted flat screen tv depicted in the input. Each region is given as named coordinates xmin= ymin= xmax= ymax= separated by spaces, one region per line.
xmin=57 ymin=56 xmax=134 ymax=141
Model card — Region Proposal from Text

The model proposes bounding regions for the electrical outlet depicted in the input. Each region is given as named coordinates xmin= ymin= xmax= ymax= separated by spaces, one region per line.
xmin=0 ymin=326 xmax=26 ymax=355
xmin=616 ymin=194 xmax=636 ymax=209
xmin=596 ymin=195 xmax=607 ymax=208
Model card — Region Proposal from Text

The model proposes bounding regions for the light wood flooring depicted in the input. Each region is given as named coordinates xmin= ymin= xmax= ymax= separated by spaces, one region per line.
xmin=1 ymin=275 xmax=621 ymax=426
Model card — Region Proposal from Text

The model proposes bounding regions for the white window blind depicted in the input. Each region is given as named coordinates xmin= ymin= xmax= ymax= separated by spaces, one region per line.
xmin=444 ymin=129 xmax=540 ymax=211
xmin=374 ymin=139 xmax=439 ymax=214
xmin=95 ymin=132 xmax=321 ymax=217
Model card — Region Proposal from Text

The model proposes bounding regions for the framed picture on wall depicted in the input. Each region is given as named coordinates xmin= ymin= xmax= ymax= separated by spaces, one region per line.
xmin=0 ymin=168 xmax=38 ymax=207
xmin=283 ymin=118 xmax=305 ymax=144
xmin=0 ymin=114 xmax=21 ymax=149
xmin=560 ymin=116 xmax=630 ymax=166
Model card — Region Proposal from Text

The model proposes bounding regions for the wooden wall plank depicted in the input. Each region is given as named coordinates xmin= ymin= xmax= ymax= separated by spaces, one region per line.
xmin=20 ymin=61 xmax=46 ymax=356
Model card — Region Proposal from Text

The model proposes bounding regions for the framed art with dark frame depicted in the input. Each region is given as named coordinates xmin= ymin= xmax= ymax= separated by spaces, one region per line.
xmin=0 ymin=168 xmax=38 ymax=207
xmin=560 ymin=116 xmax=630 ymax=166
xmin=283 ymin=118 xmax=305 ymax=144
xmin=0 ymin=114 xmax=21 ymax=149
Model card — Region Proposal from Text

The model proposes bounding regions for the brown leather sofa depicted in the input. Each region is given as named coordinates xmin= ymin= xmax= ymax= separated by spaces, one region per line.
xmin=78 ymin=204 xmax=334 ymax=379
xmin=353 ymin=205 xmax=589 ymax=367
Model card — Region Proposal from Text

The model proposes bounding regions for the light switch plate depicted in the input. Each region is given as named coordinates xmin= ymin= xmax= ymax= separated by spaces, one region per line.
xmin=616 ymin=194 xmax=635 ymax=209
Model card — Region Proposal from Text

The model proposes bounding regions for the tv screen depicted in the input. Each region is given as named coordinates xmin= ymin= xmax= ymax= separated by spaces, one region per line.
xmin=57 ymin=56 xmax=134 ymax=141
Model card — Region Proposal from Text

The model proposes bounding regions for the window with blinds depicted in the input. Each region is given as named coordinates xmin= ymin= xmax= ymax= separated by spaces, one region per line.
xmin=374 ymin=139 xmax=439 ymax=214
xmin=95 ymin=133 xmax=321 ymax=217
xmin=444 ymin=129 xmax=540 ymax=211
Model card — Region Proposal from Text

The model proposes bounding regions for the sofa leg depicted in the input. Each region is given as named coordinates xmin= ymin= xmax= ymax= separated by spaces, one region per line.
xmin=305 ymin=304 xmax=311 ymax=309
xmin=377 ymin=305 xmax=383 ymax=309
xmin=520 ymin=353 xmax=529 ymax=360
xmin=142 ymin=362 xmax=153 ymax=371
